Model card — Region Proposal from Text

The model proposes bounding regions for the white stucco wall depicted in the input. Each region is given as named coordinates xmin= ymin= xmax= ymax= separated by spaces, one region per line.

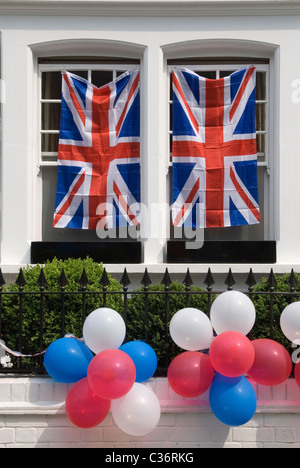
xmin=1 ymin=376 xmax=300 ymax=448
xmin=0 ymin=1 xmax=299 ymax=275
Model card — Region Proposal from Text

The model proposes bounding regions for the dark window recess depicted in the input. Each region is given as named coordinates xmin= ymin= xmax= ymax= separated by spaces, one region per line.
xmin=31 ymin=242 xmax=142 ymax=264
xmin=167 ymin=241 xmax=276 ymax=264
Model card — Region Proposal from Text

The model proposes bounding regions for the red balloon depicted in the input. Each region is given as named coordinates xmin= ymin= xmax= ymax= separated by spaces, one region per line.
xmin=247 ymin=339 xmax=292 ymax=386
xmin=209 ymin=331 xmax=255 ymax=378
xmin=87 ymin=349 xmax=136 ymax=400
xmin=167 ymin=351 xmax=215 ymax=398
xmin=66 ymin=378 xmax=111 ymax=428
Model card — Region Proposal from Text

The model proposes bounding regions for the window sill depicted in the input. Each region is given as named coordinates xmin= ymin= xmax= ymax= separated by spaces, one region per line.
xmin=30 ymin=241 xmax=142 ymax=264
xmin=167 ymin=241 xmax=276 ymax=264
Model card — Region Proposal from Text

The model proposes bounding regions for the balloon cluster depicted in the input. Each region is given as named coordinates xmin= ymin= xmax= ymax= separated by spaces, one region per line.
xmin=168 ymin=291 xmax=293 ymax=427
xmin=43 ymin=294 xmax=300 ymax=432
xmin=44 ymin=307 xmax=160 ymax=436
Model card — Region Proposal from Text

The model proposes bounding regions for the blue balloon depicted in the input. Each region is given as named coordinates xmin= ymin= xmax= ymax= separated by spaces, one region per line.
xmin=44 ymin=337 xmax=94 ymax=383
xmin=119 ymin=341 xmax=158 ymax=382
xmin=209 ymin=373 xmax=257 ymax=426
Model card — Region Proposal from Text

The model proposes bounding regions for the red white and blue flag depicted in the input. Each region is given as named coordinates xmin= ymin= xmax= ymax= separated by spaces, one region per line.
xmin=53 ymin=70 xmax=140 ymax=230
xmin=171 ymin=66 xmax=261 ymax=228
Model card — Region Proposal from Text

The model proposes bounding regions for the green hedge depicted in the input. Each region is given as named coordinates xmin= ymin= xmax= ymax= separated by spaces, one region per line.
xmin=1 ymin=257 xmax=123 ymax=357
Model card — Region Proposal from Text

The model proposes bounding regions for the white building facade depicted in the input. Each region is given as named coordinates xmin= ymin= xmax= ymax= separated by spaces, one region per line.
xmin=0 ymin=0 xmax=299 ymax=280
xmin=2 ymin=0 xmax=300 ymax=449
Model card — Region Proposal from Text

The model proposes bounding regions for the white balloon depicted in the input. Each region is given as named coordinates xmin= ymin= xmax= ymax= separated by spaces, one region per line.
xmin=83 ymin=307 xmax=126 ymax=354
xmin=280 ymin=302 xmax=300 ymax=343
xmin=210 ymin=291 xmax=256 ymax=335
xmin=111 ymin=383 xmax=161 ymax=436
xmin=169 ymin=307 xmax=213 ymax=351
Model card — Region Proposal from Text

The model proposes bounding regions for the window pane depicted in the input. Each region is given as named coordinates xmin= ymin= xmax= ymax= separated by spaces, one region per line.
xmin=219 ymin=70 xmax=235 ymax=78
xmin=71 ymin=70 xmax=88 ymax=80
xmin=91 ymin=70 xmax=113 ymax=88
xmin=196 ymin=71 xmax=217 ymax=79
xmin=42 ymin=72 xmax=62 ymax=99
xmin=41 ymin=103 xmax=61 ymax=130
xmin=256 ymin=103 xmax=266 ymax=132
xmin=257 ymin=133 xmax=266 ymax=157
xmin=256 ymin=72 xmax=266 ymax=101
xmin=42 ymin=133 xmax=59 ymax=153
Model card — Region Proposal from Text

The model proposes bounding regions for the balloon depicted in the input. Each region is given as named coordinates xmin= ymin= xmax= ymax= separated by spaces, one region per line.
xmin=167 ymin=351 xmax=215 ymax=398
xmin=209 ymin=331 xmax=255 ymax=378
xmin=210 ymin=291 xmax=256 ymax=335
xmin=169 ymin=307 xmax=213 ymax=351
xmin=111 ymin=383 xmax=161 ymax=436
xmin=44 ymin=337 xmax=93 ymax=383
xmin=280 ymin=302 xmax=300 ymax=343
xmin=87 ymin=349 xmax=136 ymax=400
xmin=247 ymin=339 xmax=292 ymax=386
xmin=294 ymin=361 xmax=300 ymax=389
xmin=119 ymin=341 xmax=158 ymax=382
xmin=209 ymin=373 xmax=257 ymax=426
xmin=83 ymin=307 xmax=126 ymax=354
xmin=66 ymin=378 xmax=111 ymax=428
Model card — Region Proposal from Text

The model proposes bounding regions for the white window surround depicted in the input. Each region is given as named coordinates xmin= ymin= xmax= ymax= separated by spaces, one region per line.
xmin=27 ymin=37 xmax=279 ymax=271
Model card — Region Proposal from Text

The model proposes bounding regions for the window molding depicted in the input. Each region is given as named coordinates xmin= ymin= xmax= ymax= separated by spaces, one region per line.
xmin=30 ymin=38 xmax=146 ymax=61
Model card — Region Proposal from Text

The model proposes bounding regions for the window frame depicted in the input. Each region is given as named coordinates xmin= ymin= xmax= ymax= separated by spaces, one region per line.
xmin=33 ymin=59 xmax=143 ymax=260
xmin=166 ymin=60 xmax=274 ymax=247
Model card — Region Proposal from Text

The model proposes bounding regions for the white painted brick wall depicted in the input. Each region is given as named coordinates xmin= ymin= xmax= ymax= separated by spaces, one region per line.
xmin=1 ymin=377 xmax=300 ymax=448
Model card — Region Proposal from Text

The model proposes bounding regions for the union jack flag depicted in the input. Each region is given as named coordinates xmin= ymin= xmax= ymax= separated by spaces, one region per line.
xmin=171 ymin=66 xmax=261 ymax=228
xmin=53 ymin=70 xmax=140 ymax=230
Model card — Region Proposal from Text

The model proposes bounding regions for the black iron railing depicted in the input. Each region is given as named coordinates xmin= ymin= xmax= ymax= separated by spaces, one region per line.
xmin=0 ymin=267 xmax=299 ymax=375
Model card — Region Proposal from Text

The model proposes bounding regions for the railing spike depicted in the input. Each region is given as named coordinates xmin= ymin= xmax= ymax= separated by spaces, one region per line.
xmin=99 ymin=268 xmax=110 ymax=287
xmin=288 ymin=268 xmax=298 ymax=292
xmin=37 ymin=268 xmax=48 ymax=289
xmin=161 ymin=268 xmax=172 ymax=287
xmin=58 ymin=268 xmax=68 ymax=288
xmin=120 ymin=268 xmax=131 ymax=288
xmin=267 ymin=268 xmax=277 ymax=290
xmin=141 ymin=268 xmax=152 ymax=287
xmin=79 ymin=268 xmax=90 ymax=287
xmin=225 ymin=268 xmax=236 ymax=290
xmin=15 ymin=268 xmax=26 ymax=288
xmin=245 ymin=268 xmax=257 ymax=290
xmin=204 ymin=268 xmax=215 ymax=289
xmin=183 ymin=268 xmax=193 ymax=287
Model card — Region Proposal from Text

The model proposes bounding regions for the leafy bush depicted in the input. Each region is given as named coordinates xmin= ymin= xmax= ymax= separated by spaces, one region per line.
xmin=1 ymin=257 xmax=123 ymax=358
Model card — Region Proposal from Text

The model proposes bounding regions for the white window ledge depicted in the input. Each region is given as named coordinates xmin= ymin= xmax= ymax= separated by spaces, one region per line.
xmin=1 ymin=263 xmax=300 ymax=277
